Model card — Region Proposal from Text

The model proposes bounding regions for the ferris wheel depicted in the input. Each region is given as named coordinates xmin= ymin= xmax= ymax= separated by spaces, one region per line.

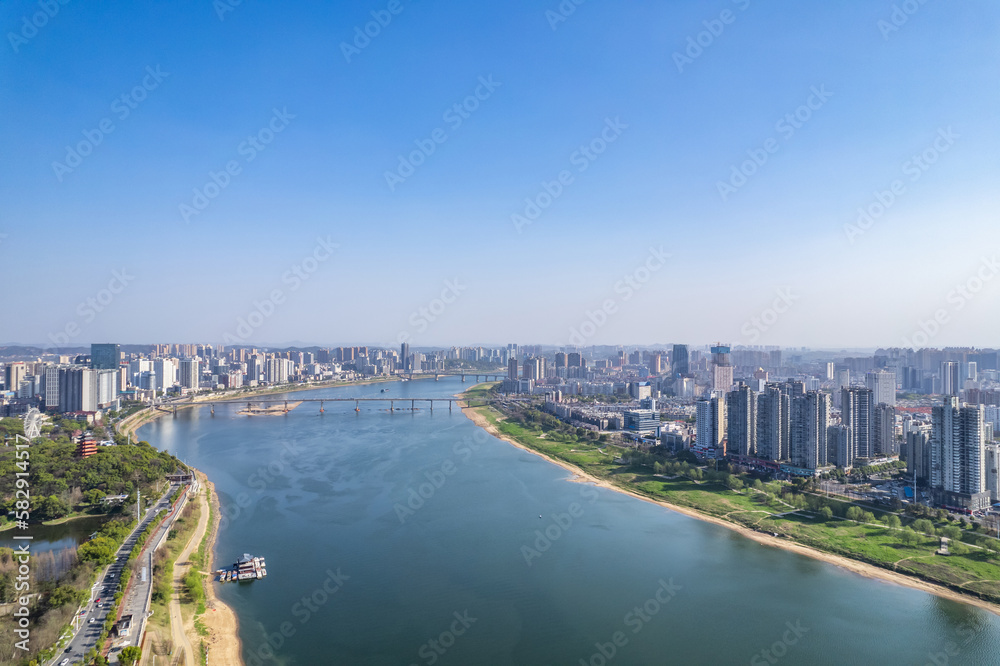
xmin=23 ymin=408 xmax=42 ymax=440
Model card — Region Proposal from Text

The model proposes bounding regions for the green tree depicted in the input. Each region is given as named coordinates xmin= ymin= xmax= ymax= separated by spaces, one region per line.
xmin=818 ymin=506 xmax=834 ymax=520
xmin=899 ymin=527 xmax=919 ymax=546
xmin=913 ymin=519 xmax=936 ymax=536
xmin=118 ymin=645 xmax=141 ymax=666
xmin=942 ymin=525 xmax=963 ymax=541
xmin=884 ymin=515 xmax=901 ymax=529
xmin=78 ymin=536 xmax=118 ymax=564
xmin=846 ymin=506 xmax=864 ymax=522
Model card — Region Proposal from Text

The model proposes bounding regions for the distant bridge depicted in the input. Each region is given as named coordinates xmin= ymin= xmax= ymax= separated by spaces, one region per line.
xmin=403 ymin=373 xmax=506 ymax=383
xmin=168 ymin=396 xmax=496 ymax=416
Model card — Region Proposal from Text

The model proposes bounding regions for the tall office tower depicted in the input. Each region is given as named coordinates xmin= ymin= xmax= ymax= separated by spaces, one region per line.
xmin=790 ymin=391 xmax=830 ymax=469
xmin=788 ymin=381 xmax=805 ymax=398
xmin=507 ymin=357 xmax=518 ymax=380
xmin=153 ymin=359 xmax=176 ymax=391
xmin=841 ymin=387 xmax=874 ymax=459
xmin=567 ymin=352 xmax=582 ymax=368
xmin=865 ymin=370 xmax=897 ymax=407
xmin=726 ymin=385 xmax=757 ymax=457
xmin=696 ymin=396 xmax=726 ymax=450
xmin=756 ymin=385 xmax=789 ymax=461
xmin=672 ymin=344 xmax=689 ymax=376
xmin=825 ymin=362 xmax=835 ymax=380
xmin=828 ymin=424 xmax=855 ymax=469
xmin=179 ymin=359 xmax=200 ymax=390
xmin=628 ymin=350 xmax=642 ymax=365
xmin=59 ymin=367 xmax=98 ymax=412
xmin=940 ymin=361 xmax=960 ymax=396
xmin=507 ymin=343 xmax=519 ymax=361
xmin=538 ymin=357 xmax=548 ymax=379
xmin=43 ymin=366 xmax=61 ymax=409
xmin=4 ymin=362 xmax=27 ymax=392
xmin=872 ymin=403 xmax=897 ymax=456
xmin=554 ymin=352 xmax=567 ymax=373
xmin=400 ymin=343 xmax=410 ymax=372
xmin=648 ymin=352 xmax=662 ymax=375
xmin=967 ymin=362 xmax=978 ymax=384
xmin=90 ymin=343 xmax=120 ymax=370
xmin=411 ymin=351 xmax=423 ymax=372
xmin=931 ymin=397 xmax=989 ymax=510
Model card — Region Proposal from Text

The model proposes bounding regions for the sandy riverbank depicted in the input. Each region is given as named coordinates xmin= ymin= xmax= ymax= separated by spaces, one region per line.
xmin=458 ymin=398 xmax=1000 ymax=618
xmin=198 ymin=475 xmax=244 ymax=665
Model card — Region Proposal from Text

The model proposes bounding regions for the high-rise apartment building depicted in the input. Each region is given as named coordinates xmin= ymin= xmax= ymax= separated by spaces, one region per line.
xmin=790 ymin=391 xmax=830 ymax=469
xmin=940 ymin=361 xmax=960 ymax=396
xmin=757 ymin=384 xmax=789 ymax=461
xmin=865 ymin=370 xmax=897 ymax=407
xmin=696 ymin=396 xmax=726 ymax=451
xmin=179 ymin=359 xmax=200 ymax=390
xmin=726 ymin=385 xmax=756 ymax=457
xmin=931 ymin=396 xmax=989 ymax=510
xmin=842 ymin=387 xmax=874 ymax=459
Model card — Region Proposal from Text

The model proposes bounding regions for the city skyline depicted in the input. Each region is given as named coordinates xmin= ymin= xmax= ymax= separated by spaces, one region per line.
xmin=3 ymin=2 xmax=999 ymax=347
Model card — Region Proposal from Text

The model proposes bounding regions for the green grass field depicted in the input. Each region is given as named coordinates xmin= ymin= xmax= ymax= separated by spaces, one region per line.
xmin=467 ymin=396 xmax=1000 ymax=607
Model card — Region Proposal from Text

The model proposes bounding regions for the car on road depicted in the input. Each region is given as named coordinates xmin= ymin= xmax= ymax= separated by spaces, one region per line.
xmin=61 ymin=659 xmax=70 ymax=665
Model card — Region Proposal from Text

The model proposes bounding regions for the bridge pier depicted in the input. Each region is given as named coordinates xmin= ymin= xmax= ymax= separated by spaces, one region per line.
xmin=210 ymin=404 xmax=214 ymax=416
xmin=429 ymin=400 xmax=433 ymax=412
xmin=320 ymin=401 xmax=324 ymax=413
xmin=284 ymin=400 xmax=288 ymax=413
xmin=461 ymin=374 xmax=466 ymax=382
xmin=411 ymin=399 xmax=415 ymax=411
xmin=390 ymin=400 xmax=394 ymax=412
xmin=173 ymin=405 xmax=177 ymax=416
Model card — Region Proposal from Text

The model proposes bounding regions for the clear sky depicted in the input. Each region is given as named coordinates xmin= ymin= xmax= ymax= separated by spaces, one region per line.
xmin=2 ymin=1 xmax=998 ymax=350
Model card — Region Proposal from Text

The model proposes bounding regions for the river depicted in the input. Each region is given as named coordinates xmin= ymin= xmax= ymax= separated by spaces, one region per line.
xmin=139 ymin=377 xmax=1000 ymax=665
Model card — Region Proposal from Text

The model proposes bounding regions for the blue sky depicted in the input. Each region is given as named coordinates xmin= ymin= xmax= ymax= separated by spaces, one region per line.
xmin=2 ymin=0 xmax=998 ymax=350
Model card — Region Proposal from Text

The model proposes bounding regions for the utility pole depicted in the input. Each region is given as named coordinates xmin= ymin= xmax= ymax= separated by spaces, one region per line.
xmin=136 ymin=490 xmax=141 ymax=522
